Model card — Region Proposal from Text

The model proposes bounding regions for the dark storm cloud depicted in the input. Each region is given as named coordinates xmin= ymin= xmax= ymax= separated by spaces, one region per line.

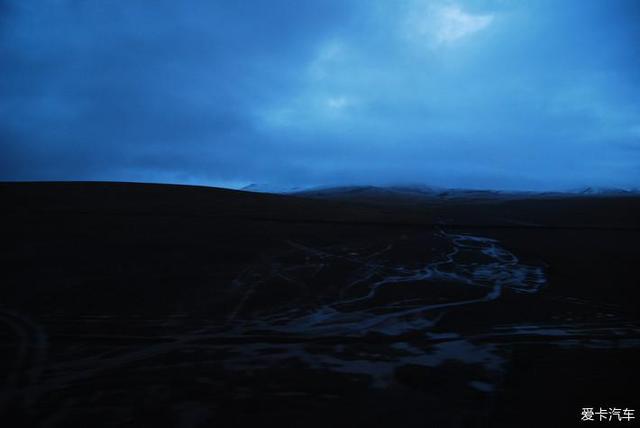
xmin=1 ymin=0 xmax=639 ymax=190
xmin=0 ymin=0 xmax=353 ymax=184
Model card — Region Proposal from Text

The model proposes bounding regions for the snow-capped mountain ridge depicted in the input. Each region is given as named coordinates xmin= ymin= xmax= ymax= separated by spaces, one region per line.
xmin=239 ymin=183 xmax=639 ymax=198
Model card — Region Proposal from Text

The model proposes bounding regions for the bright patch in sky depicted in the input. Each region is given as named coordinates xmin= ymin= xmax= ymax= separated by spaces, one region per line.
xmin=326 ymin=96 xmax=349 ymax=109
xmin=408 ymin=3 xmax=495 ymax=47
xmin=435 ymin=5 xmax=494 ymax=44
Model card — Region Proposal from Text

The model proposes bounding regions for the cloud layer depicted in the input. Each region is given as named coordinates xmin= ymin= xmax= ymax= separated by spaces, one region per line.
xmin=1 ymin=0 xmax=639 ymax=190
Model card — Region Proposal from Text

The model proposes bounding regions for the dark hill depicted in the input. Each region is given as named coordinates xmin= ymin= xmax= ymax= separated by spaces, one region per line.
xmin=1 ymin=181 xmax=639 ymax=427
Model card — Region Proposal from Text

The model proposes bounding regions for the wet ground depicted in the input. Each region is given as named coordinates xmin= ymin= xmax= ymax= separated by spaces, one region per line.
xmin=2 ymin=182 xmax=639 ymax=427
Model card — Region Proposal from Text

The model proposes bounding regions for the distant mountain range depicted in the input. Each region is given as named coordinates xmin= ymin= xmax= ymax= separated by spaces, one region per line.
xmin=240 ymin=183 xmax=639 ymax=198
xmin=240 ymin=183 xmax=307 ymax=193
xmin=570 ymin=186 xmax=639 ymax=195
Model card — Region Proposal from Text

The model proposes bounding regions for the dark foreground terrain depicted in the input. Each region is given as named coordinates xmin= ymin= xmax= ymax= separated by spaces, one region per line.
xmin=1 ymin=182 xmax=639 ymax=427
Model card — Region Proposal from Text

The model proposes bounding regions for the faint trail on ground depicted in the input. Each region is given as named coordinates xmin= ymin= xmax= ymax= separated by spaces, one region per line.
xmin=0 ymin=309 xmax=48 ymax=413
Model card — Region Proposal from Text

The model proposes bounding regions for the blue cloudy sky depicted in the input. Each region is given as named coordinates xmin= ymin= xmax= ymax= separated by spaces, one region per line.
xmin=1 ymin=0 xmax=639 ymax=190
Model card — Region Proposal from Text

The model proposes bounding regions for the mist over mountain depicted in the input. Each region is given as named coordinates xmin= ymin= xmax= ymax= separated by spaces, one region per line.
xmin=240 ymin=182 xmax=640 ymax=199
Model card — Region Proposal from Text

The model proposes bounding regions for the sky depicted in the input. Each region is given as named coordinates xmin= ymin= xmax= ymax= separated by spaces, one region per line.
xmin=1 ymin=0 xmax=639 ymax=191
